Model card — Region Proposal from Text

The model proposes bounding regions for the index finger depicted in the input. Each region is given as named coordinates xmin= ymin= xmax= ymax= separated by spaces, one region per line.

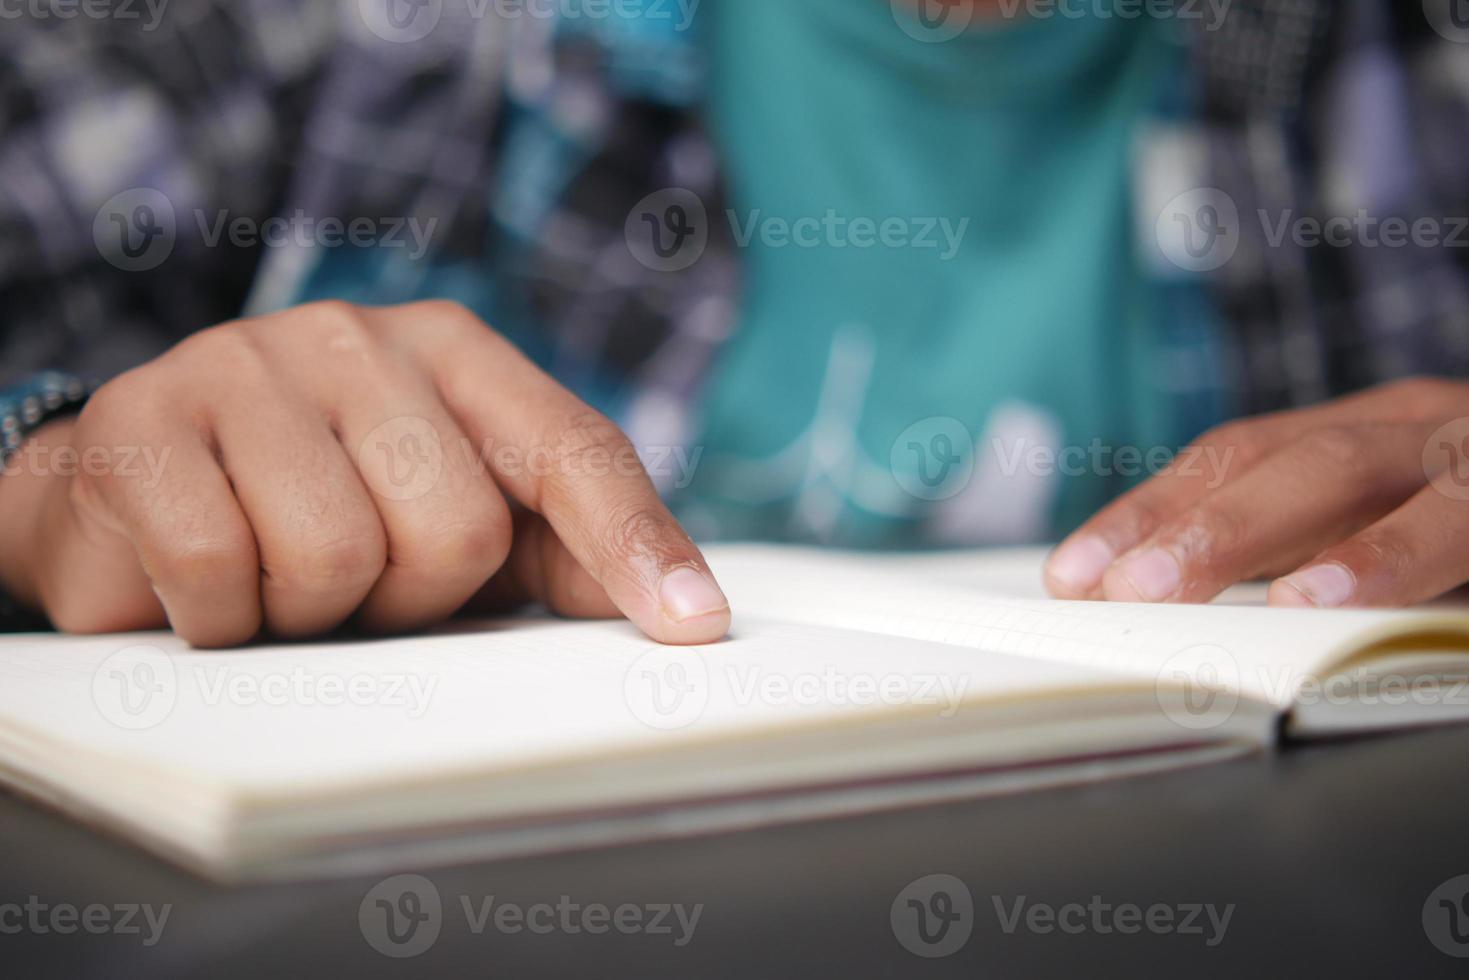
xmin=373 ymin=301 xmax=731 ymax=645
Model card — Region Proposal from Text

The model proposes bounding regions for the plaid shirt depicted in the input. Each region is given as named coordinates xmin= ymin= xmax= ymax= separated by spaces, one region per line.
xmin=1 ymin=1 xmax=1468 ymax=608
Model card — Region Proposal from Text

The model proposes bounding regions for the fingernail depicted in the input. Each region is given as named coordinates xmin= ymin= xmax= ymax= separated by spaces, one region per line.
xmin=1046 ymin=536 xmax=1115 ymax=593
xmin=659 ymin=567 xmax=730 ymax=623
xmin=1276 ymin=562 xmax=1356 ymax=609
xmin=1113 ymin=548 xmax=1182 ymax=602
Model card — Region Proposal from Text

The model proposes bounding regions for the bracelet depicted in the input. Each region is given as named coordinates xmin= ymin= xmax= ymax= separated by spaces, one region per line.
xmin=0 ymin=372 xmax=93 ymax=631
xmin=1 ymin=373 xmax=92 ymax=471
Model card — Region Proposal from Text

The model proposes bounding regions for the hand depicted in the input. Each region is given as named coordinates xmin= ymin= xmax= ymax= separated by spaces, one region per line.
xmin=1044 ymin=378 xmax=1469 ymax=608
xmin=0 ymin=301 xmax=730 ymax=647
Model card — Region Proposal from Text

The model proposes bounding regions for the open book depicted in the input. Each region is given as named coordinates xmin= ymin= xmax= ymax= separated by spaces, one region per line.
xmin=1 ymin=544 xmax=1467 ymax=881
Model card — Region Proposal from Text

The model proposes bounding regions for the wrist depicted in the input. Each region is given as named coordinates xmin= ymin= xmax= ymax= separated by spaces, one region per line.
xmin=0 ymin=417 xmax=78 ymax=612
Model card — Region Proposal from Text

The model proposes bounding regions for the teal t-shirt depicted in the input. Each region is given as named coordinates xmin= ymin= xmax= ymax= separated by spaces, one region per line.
xmin=676 ymin=0 xmax=1189 ymax=547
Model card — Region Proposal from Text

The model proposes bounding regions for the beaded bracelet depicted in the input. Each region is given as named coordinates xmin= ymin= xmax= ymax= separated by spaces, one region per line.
xmin=0 ymin=373 xmax=92 ymax=630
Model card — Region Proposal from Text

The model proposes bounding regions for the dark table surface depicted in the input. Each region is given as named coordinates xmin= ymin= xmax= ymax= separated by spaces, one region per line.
xmin=4 ymin=725 xmax=1469 ymax=979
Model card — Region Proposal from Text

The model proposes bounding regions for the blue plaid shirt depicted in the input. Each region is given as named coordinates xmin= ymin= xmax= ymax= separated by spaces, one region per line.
xmin=2 ymin=0 xmax=1469 ymax=622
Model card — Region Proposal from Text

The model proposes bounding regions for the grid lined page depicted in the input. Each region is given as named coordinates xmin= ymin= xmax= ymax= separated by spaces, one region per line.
xmin=705 ymin=545 xmax=1469 ymax=709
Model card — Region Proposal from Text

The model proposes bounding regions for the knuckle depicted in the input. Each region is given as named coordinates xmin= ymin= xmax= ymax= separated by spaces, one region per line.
xmin=1197 ymin=421 xmax=1266 ymax=465
xmin=1299 ymin=425 xmax=1368 ymax=473
xmin=1384 ymin=376 xmax=1461 ymax=415
xmin=1092 ymin=491 xmax=1167 ymax=546
xmin=298 ymin=300 xmax=377 ymax=350
xmin=299 ymin=299 xmax=364 ymax=328
xmin=1119 ymin=494 xmax=1168 ymax=539
xmin=395 ymin=514 xmax=512 ymax=576
xmin=176 ymin=321 xmax=270 ymax=370
xmin=551 ymin=411 xmax=636 ymax=478
xmin=1172 ymin=504 xmax=1250 ymax=564
xmin=605 ymin=501 xmax=681 ymax=564
xmin=400 ymin=299 xmax=486 ymax=343
xmin=76 ymin=368 xmax=155 ymax=434
xmin=1343 ymin=531 xmax=1411 ymax=580
xmin=150 ymin=535 xmax=255 ymax=593
xmin=412 ymin=298 xmax=477 ymax=323
xmin=273 ymin=533 xmax=387 ymax=595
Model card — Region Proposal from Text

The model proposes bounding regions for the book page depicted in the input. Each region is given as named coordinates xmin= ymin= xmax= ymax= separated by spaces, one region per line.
xmin=0 ymin=616 xmax=1148 ymax=801
xmin=705 ymin=545 xmax=1469 ymax=711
